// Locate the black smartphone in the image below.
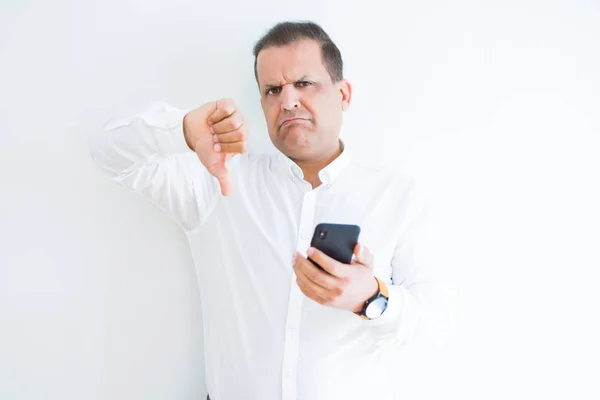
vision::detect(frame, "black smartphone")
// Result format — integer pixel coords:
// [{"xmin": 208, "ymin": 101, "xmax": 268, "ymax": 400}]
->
[{"xmin": 308, "ymin": 223, "xmax": 361, "ymax": 270}]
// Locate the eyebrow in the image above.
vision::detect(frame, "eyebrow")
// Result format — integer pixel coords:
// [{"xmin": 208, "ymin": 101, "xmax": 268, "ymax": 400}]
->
[{"xmin": 263, "ymin": 76, "xmax": 310, "ymax": 90}]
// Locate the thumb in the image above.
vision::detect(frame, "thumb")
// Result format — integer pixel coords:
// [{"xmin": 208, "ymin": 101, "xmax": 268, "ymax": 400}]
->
[
  {"xmin": 217, "ymin": 172, "xmax": 232, "ymax": 196},
  {"xmin": 352, "ymin": 243, "xmax": 373, "ymax": 267},
  {"xmin": 208, "ymin": 155, "xmax": 232, "ymax": 196}
]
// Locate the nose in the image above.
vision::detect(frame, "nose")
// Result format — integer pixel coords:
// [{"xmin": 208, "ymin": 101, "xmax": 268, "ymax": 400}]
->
[{"xmin": 280, "ymin": 84, "xmax": 300, "ymax": 111}]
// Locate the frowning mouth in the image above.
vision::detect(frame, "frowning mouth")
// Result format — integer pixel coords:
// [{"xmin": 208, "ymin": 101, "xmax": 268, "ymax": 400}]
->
[{"xmin": 280, "ymin": 118, "xmax": 308, "ymax": 127}]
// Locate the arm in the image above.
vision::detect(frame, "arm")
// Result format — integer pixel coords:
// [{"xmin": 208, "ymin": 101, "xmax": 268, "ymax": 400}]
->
[
  {"xmin": 89, "ymin": 101, "xmax": 220, "ymax": 233},
  {"xmin": 366, "ymin": 179, "xmax": 453, "ymax": 349},
  {"xmin": 292, "ymin": 179, "xmax": 453, "ymax": 348}
]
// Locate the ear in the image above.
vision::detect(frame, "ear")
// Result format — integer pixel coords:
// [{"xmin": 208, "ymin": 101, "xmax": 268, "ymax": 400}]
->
[{"xmin": 339, "ymin": 79, "xmax": 352, "ymax": 112}]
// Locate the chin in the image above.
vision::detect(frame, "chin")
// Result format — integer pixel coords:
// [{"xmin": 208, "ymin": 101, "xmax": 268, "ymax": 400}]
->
[{"xmin": 273, "ymin": 139, "xmax": 304, "ymax": 159}]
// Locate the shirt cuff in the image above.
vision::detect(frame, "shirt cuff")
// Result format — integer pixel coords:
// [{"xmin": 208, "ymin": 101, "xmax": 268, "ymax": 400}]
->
[
  {"xmin": 141, "ymin": 103, "xmax": 193, "ymax": 155},
  {"xmin": 164, "ymin": 114, "xmax": 194, "ymax": 154},
  {"xmin": 364, "ymin": 283, "xmax": 402, "ymax": 328}
]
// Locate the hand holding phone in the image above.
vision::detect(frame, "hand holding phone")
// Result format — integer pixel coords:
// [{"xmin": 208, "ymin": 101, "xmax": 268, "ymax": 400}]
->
[{"xmin": 295, "ymin": 223, "xmax": 380, "ymax": 315}]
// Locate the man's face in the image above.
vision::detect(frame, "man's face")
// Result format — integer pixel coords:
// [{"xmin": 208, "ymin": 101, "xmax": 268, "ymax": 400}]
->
[{"xmin": 256, "ymin": 39, "xmax": 351, "ymax": 161}]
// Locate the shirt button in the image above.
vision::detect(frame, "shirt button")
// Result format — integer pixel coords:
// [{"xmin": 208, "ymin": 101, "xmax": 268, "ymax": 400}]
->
[
  {"xmin": 285, "ymin": 372, "xmax": 293, "ymax": 378},
  {"xmin": 300, "ymin": 234, "xmax": 309, "ymax": 240}
]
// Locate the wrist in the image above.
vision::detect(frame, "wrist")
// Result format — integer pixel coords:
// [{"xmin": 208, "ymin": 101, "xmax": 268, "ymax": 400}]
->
[
  {"xmin": 352, "ymin": 276, "xmax": 379, "ymax": 313},
  {"xmin": 182, "ymin": 113, "xmax": 195, "ymax": 151}
]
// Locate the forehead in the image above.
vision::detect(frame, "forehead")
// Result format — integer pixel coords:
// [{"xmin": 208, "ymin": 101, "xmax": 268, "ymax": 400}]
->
[{"xmin": 256, "ymin": 39, "xmax": 329, "ymax": 86}]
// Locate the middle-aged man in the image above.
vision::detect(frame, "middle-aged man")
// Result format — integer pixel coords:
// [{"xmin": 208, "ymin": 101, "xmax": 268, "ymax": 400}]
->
[{"xmin": 91, "ymin": 20, "xmax": 449, "ymax": 400}]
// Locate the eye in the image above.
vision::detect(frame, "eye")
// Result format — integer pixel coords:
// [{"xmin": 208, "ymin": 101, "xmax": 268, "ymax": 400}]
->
[
  {"xmin": 296, "ymin": 81, "xmax": 312, "ymax": 88},
  {"xmin": 266, "ymin": 87, "xmax": 281, "ymax": 95}
]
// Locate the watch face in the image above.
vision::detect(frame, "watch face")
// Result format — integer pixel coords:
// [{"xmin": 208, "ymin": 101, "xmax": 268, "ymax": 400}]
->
[{"xmin": 365, "ymin": 297, "xmax": 388, "ymax": 319}]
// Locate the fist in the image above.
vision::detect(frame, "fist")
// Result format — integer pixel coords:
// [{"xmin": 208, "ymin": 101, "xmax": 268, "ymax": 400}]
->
[
  {"xmin": 183, "ymin": 99, "xmax": 249, "ymax": 196},
  {"xmin": 293, "ymin": 243, "xmax": 378, "ymax": 313}
]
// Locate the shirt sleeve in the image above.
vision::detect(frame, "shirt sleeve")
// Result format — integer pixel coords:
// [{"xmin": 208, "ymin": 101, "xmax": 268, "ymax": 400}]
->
[
  {"xmin": 89, "ymin": 101, "xmax": 220, "ymax": 233},
  {"xmin": 365, "ymin": 178, "xmax": 454, "ymax": 350}
]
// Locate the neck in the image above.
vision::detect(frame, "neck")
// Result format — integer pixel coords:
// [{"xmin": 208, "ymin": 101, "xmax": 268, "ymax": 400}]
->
[{"xmin": 294, "ymin": 141, "xmax": 343, "ymax": 189}]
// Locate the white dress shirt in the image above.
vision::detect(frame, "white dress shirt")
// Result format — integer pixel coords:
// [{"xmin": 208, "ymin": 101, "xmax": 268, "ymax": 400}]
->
[{"xmin": 90, "ymin": 101, "xmax": 446, "ymax": 400}]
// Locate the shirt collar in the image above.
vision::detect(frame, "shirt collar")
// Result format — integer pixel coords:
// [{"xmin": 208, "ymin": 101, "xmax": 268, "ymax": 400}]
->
[{"xmin": 275, "ymin": 139, "xmax": 351, "ymax": 186}]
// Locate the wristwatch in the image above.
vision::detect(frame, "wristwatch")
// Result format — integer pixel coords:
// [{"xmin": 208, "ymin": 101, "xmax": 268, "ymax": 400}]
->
[{"xmin": 355, "ymin": 277, "xmax": 389, "ymax": 320}]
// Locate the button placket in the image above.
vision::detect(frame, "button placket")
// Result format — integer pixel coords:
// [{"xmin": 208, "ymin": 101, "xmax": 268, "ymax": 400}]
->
[{"xmin": 281, "ymin": 189, "xmax": 317, "ymax": 400}]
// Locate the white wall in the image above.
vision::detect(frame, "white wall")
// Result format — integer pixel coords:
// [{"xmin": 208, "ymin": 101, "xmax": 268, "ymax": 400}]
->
[{"xmin": 1, "ymin": 1, "xmax": 599, "ymax": 399}]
